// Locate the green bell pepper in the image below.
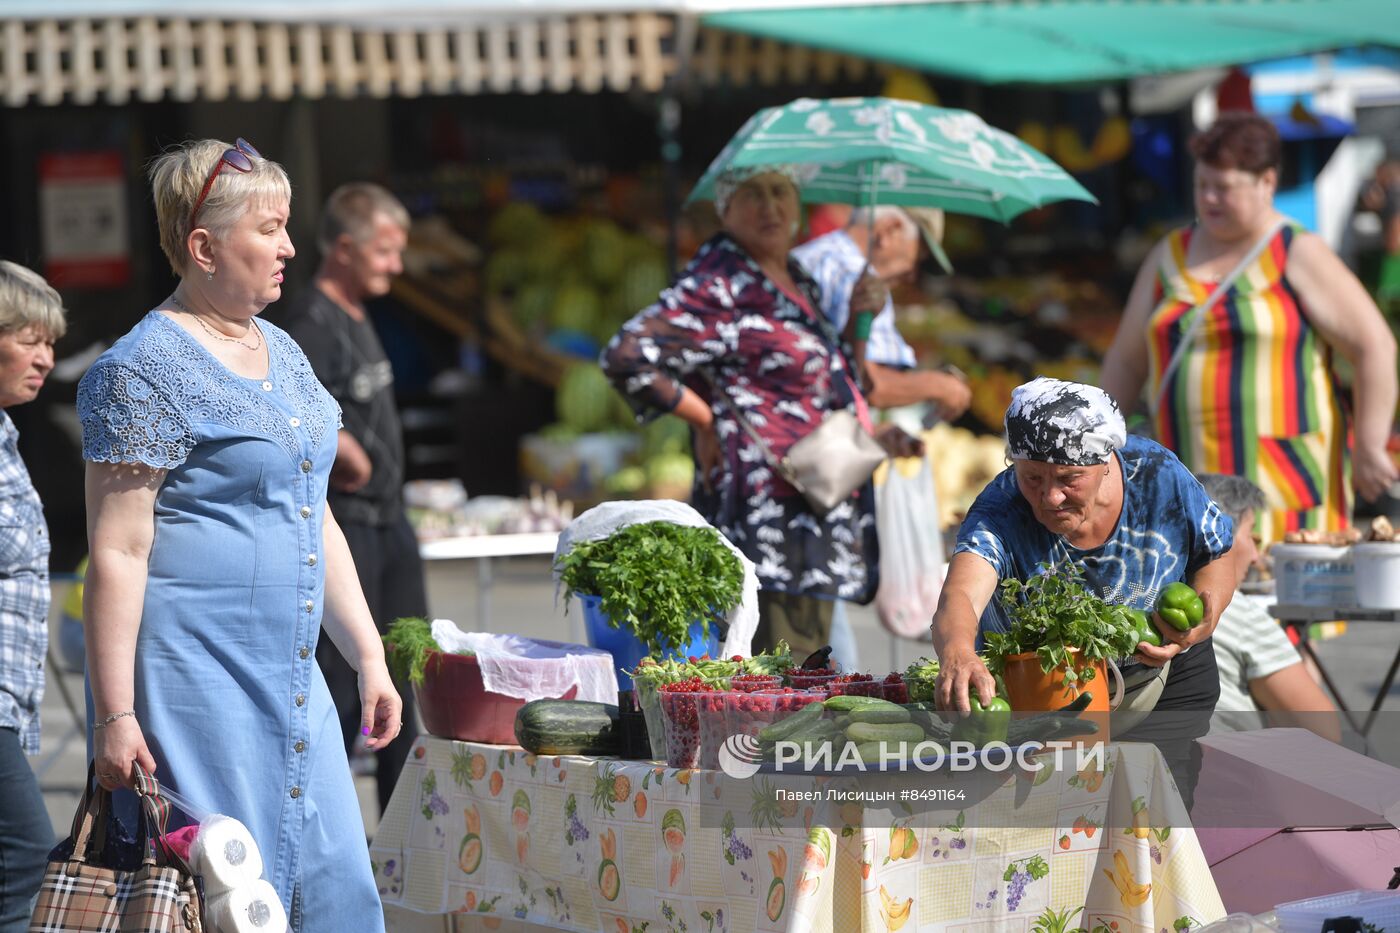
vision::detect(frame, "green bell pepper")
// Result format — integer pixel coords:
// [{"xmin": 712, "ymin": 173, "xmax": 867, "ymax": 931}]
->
[
  {"xmin": 1156, "ymin": 582, "xmax": 1204, "ymax": 632},
  {"xmin": 1125, "ymin": 608, "xmax": 1163, "ymax": 648},
  {"xmin": 952, "ymin": 694, "xmax": 1012, "ymax": 747}
]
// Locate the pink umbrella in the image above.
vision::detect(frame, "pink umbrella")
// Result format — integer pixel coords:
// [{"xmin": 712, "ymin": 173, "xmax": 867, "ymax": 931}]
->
[{"xmin": 1193, "ymin": 728, "xmax": 1400, "ymax": 915}]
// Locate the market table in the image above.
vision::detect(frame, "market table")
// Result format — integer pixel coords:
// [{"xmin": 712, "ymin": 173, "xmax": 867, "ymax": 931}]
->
[
  {"xmin": 1267, "ymin": 604, "xmax": 1400, "ymax": 736},
  {"xmin": 372, "ymin": 735, "xmax": 1226, "ymax": 932},
  {"xmin": 419, "ymin": 532, "xmax": 561, "ymax": 631}
]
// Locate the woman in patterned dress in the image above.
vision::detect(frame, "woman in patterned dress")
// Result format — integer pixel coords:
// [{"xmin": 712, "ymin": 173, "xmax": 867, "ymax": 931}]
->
[
  {"xmin": 1102, "ymin": 113, "xmax": 1397, "ymax": 543},
  {"xmin": 601, "ymin": 166, "xmax": 919, "ymax": 657},
  {"xmin": 78, "ymin": 139, "xmax": 396, "ymax": 930}
]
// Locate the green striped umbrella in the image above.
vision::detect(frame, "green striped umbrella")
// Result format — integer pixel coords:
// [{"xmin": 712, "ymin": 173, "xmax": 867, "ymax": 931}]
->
[{"xmin": 688, "ymin": 97, "xmax": 1096, "ymax": 223}]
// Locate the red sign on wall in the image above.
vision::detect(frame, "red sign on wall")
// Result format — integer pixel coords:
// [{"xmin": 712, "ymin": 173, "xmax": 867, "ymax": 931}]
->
[{"xmin": 39, "ymin": 151, "xmax": 131, "ymax": 289}]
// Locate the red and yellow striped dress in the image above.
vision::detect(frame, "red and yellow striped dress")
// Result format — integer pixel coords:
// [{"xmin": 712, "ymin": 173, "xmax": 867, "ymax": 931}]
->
[{"xmin": 1148, "ymin": 223, "xmax": 1351, "ymax": 543}]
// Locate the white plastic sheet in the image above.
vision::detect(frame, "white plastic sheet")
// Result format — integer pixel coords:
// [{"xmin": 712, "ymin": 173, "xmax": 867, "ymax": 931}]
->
[
  {"xmin": 552, "ymin": 500, "xmax": 759, "ymax": 658},
  {"xmin": 874, "ymin": 455, "xmax": 945, "ymax": 639},
  {"xmin": 430, "ymin": 621, "xmax": 619, "ymax": 704}
]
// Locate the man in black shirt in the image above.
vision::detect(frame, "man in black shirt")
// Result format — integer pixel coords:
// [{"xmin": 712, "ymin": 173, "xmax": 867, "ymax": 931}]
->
[{"xmin": 275, "ymin": 183, "xmax": 425, "ymax": 816}]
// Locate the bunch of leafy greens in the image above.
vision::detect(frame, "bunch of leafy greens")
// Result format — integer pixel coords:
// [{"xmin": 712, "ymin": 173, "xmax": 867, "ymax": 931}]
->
[
  {"xmin": 556, "ymin": 521, "xmax": 745, "ymax": 656},
  {"xmin": 903, "ymin": 656, "xmax": 941, "ymax": 702},
  {"xmin": 382, "ymin": 616, "xmax": 446, "ymax": 685},
  {"xmin": 983, "ymin": 564, "xmax": 1141, "ymax": 688}
]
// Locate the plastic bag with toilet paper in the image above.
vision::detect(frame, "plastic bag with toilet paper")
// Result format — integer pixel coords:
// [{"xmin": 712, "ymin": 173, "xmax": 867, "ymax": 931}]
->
[
  {"xmin": 159, "ymin": 785, "xmax": 288, "ymax": 933},
  {"xmin": 429, "ymin": 621, "xmax": 619, "ymax": 703}
]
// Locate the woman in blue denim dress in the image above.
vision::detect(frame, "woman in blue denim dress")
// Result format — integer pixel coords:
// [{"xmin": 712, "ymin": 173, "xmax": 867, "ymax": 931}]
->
[{"xmin": 77, "ymin": 139, "xmax": 399, "ymax": 931}]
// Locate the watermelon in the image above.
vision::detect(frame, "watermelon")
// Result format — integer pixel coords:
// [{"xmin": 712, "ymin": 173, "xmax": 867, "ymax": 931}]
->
[
  {"xmin": 597, "ymin": 859, "xmax": 621, "ymax": 901},
  {"xmin": 617, "ymin": 259, "xmax": 670, "ymax": 318},
  {"xmin": 556, "ymin": 364, "xmax": 615, "ymax": 434},
  {"xmin": 484, "ymin": 249, "xmax": 529, "ymax": 296},
  {"xmin": 488, "ymin": 203, "xmax": 550, "ymax": 248},
  {"xmin": 603, "ymin": 466, "xmax": 647, "ymax": 497},
  {"xmin": 645, "ymin": 453, "xmax": 694, "ymax": 494},
  {"xmin": 643, "ymin": 416, "xmax": 690, "ymax": 460},
  {"xmin": 766, "ymin": 878, "xmax": 786, "ymax": 922},
  {"xmin": 512, "ymin": 283, "xmax": 555, "ymax": 331},
  {"xmin": 661, "ymin": 808, "xmax": 686, "ymax": 854},
  {"xmin": 458, "ymin": 834, "xmax": 482, "ymax": 875},
  {"xmin": 550, "ymin": 284, "xmax": 602, "ymax": 335},
  {"xmin": 581, "ymin": 221, "xmax": 628, "ymax": 286}
]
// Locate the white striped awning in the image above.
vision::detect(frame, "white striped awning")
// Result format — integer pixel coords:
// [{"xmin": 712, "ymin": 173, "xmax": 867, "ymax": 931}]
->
[{"xmin": 0, "ymin": 13, "xmax": 676, "ymax": 106}]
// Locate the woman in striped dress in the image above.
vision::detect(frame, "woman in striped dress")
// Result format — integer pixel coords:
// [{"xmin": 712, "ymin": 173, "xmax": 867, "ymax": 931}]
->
[{"xmin": 1102, "ymin": 113, "xmax": 1397, "ymax": 543}]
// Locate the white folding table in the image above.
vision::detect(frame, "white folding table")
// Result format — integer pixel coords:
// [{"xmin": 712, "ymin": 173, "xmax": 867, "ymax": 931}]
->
[{"xmin": 418, "ymin": 531, "xmax": 560, "ymax": 630}]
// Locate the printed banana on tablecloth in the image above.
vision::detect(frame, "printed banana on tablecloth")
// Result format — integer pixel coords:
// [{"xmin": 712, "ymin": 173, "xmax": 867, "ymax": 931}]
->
[{"xmin": 371, "ymin": 738, "xmax": 1225, "ymax": 932}]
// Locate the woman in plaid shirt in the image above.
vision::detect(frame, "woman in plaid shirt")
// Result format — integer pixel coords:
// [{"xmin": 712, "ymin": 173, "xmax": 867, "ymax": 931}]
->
[{"xmin": 0, "ymin": 261, "xmax": 64, "ymax": 933}]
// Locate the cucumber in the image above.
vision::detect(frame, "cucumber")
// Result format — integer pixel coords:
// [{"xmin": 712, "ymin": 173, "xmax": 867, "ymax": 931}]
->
[
  {"xmin": 845, "ymin": 722, "xmax": 925, "ymax": 745},
  {"xmin": 823, "ymin": 695, "xmax": 900, "ymax": 712},
  {"xmin": 832, "ymin": 714, "xmax": 852, "ymax": 731},
  {"xmin": 848, "ymin": 707, "xmax": 912, "ymax": 725},
  {"xmin": 757, "ymin": 702, "xmax": 824, "ymax": 743},
  {"xmin": 853, "ymin": 740, "xmax": 915, "ymax": 763}
]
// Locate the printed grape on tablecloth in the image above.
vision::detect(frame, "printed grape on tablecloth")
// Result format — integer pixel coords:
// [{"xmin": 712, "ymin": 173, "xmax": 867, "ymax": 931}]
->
[{"xmin": 371, "ymin": 738, "xmax": 1225, "ymax": 932}]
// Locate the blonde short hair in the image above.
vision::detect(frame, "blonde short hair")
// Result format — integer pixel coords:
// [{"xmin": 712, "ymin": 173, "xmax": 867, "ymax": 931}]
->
[
  {"xmin": 148, "ymin": 138, "xmax": 292, "ymax": 277},
  {"xmin": 0, "ymin": 260, "xmax": 66, "ymax": 340},
  {"xmin": 317, "ymin": 183, "xmax": 410, "ymax": 255}
]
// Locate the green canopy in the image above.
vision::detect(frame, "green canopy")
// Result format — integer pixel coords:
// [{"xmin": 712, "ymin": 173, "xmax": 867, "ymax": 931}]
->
[
  {"xmin": 703, "ymin": 0, "xmax": 1400, "ymax": 85},
  {"xmin": 689, "ymin": 97, "xmax": 1096, "ymax": 222}
]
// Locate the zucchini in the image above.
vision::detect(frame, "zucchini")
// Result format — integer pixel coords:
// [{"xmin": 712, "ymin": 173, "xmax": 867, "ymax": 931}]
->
[{"xmin": 514, "ymin": 699, "xmax": 621, "ymax": 756}]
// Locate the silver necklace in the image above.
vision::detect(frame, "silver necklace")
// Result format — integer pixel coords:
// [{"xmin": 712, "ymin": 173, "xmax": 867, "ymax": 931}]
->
[{"xmin": 169, "ymin": 294, "xmax": 262, "ymax": 351}]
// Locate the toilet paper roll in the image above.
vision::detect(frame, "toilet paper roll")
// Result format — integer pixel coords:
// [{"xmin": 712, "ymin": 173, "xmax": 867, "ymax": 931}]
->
[
  {"xmin": 190, "ymin": 816, "xmax": 264, "ymax": 894},
  {"xmin": 207, "ymin": 880, "xmax": 287, "ymax": 933}
]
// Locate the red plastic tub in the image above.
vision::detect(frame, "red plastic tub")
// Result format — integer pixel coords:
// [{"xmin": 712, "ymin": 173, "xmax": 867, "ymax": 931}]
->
[{"xmin": 414, "ymin": 650, "xmax": 578, "ymax": 745}]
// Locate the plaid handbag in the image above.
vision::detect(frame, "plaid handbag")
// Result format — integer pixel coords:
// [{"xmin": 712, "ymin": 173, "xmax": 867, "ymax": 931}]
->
[{"xmin": 30, "ymin": 762, "xmax": 204, "ymax": 933}]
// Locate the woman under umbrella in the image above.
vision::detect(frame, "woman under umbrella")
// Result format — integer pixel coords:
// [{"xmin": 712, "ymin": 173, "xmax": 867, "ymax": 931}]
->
[{"xmin": 602, "ymin": 166, "xmax": 918, "ymax": 657}]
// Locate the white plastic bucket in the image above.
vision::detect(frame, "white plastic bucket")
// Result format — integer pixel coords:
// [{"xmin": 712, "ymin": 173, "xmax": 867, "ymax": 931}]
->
[
  {"xmin": 1270, "ymin": 543, "xmax": 1354, "ymax": 607},
  {"xmin": 1352, "ymin": 541, "xmax": 1400, "ymax": 608}
]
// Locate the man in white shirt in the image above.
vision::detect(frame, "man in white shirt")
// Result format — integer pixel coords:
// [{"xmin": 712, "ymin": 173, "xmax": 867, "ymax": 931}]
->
[
  {"xmin": 1196, "ymin": 473, "xmax": 1340, "ymax": 743},
  {"xmin": 792, "ymin": 206, "xmax": 971, "ymax": 416}
]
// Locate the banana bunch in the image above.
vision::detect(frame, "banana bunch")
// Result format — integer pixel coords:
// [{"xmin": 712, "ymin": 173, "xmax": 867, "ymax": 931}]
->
[
  {"xmin": 878, "ymin": 885, "xmax": 913, "ymax": 931},
  {"xmin": 1102, "ymin": 850, "xmax": 1151, "ymax": 908}
]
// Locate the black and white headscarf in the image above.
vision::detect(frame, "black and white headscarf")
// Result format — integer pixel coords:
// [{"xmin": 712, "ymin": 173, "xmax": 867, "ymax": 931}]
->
[{"xmin": 1004, "ymin": 377, "xmax": 1127, "ymax": 466}]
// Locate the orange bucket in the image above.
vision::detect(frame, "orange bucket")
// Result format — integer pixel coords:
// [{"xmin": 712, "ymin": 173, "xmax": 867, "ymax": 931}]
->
[{"xmin": 1001, "ymin": 649, "xmax": 1120, "ymax": 743}]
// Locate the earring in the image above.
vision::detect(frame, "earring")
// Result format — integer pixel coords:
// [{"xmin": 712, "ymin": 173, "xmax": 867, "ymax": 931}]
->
[{"xmin": 207, "ymin": 269, "xmax": 215, "ymax": 281}]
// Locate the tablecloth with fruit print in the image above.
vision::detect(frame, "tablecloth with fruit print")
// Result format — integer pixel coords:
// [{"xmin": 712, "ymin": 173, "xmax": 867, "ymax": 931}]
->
[{"xmin": 371, "ymin": 737, "xmax": 1225, "ymax": 933}]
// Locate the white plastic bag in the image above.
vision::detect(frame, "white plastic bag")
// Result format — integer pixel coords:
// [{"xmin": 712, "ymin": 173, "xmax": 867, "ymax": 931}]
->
[
  {"xmin": 429, "ymin": 621, "xmax": 619, "ymax": 703},
  {"xmin": 874, "ymin": 454, "xmax": 945, "ymax": 639}
]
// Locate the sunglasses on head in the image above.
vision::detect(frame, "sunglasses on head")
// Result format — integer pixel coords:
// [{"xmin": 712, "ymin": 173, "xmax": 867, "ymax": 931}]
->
[{"xmin": 189, "ymin": 137, "xmax": 261, "ymax": 229}]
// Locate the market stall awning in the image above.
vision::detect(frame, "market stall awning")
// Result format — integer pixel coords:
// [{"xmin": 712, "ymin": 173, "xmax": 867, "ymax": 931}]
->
[
  {"xmin": 0, "ymin": 12, "xmax": 676, "ymax": 105},
  {"xmin": 703, "ymin": 0, "xmax": 1400, "ymax": 85}
]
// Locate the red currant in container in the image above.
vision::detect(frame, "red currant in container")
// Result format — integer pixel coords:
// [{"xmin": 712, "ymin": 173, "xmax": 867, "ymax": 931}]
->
[
  {"xmin": 829, "ymin": 673, "xmax": 881, "ymax": 698},
  {"xmin": 659, "ymin": 679, "xmax": 716, "ymax": 769},
  {"xmin": 881, "ymin": 673, "xmax": 910, "ymax": 704},
  {"xmin": 783, "ymin": 667, "xmax": 840, "ymax": 691}
]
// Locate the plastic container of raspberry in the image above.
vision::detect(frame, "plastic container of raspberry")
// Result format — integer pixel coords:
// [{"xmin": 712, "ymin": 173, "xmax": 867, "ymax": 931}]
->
[
  {"xmin": 829, "ymin": 675, "xmax": 881, "ymax": 698},
  {"xmin": 783, "ymin": 668, "xmax": 841, "ymax": 691},
  {"xmin": 725, "ymin": 688, "xmax": 824, "ymax": 740},
  {"xmin": 696, "ymin": 692, "xmax": 732, "ymax": 769},
  {"xmin": 659, "ymin": 687, "xmax": 712, "ymax": 769}
]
